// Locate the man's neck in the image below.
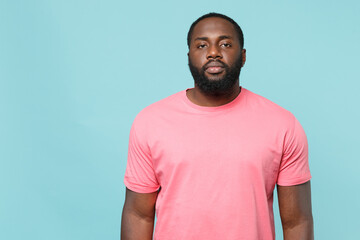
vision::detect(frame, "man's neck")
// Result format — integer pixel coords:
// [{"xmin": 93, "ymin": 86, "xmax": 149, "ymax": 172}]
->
[{"xmin": 186, "ymin": 83, "xmax": 241, "ymax": 107}]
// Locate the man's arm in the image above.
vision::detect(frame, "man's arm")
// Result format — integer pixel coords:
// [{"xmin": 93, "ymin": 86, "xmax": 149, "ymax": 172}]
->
[
  {"xmin": 121, "ymin": 187, "xmax": 159, "ymax": 240},
  {"xmin": 277, "ymin": 180, "xmax": 314, "ymax": 240}
]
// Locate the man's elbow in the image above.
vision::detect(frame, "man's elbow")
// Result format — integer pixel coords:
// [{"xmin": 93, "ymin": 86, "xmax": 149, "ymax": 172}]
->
[
  {"xmin": 282, "ymin": 214, "xmax": 313, "ymax": 230},
  {"xmin": 282, "ymin": 215, "xmax": 314, "ymax": 240}
]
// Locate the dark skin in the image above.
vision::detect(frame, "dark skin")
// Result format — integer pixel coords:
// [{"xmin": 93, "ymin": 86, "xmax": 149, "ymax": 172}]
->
[
  {"xmin": 121, "ymin": 17, "xmax": 313, "ymax": 240},
  {"xmin": 278, "ymin": 181, "xmax": 314, "ymax": 240},
  {"xmin": 186, "ymin": 17, "xmax": 246, "ymax": 106},
  {"xmin": 121, "ymin": 188, "xmax": 158, "ymax": 240}
]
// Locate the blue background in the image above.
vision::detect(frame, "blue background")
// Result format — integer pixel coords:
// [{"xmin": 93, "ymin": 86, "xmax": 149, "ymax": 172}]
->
[{"xmin": 1, "ymin": 0, "xmax": 359, "ymax": 239}]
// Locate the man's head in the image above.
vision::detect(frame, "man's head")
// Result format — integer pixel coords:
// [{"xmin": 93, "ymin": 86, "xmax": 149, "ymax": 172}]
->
[
  {"xmin": 187, "ymin": 13, "xmax": 244, "ymax": 50},
  {"xmin": 187, "ymin": 13, "xmax": 246, "ymax": 95}
]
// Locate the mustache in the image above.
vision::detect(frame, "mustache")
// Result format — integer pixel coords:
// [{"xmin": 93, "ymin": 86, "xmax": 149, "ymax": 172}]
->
[{"xmin": 202, "ymin": 60, "xmax": 228, "ymax": 70}]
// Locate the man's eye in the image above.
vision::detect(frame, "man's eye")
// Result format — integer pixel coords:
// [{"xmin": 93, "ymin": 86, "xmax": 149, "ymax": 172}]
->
[
  {"xmin": 197, "ymin": 44, "xmax": 206, "ymax": 49},
  {"xmin": 221, "ymin": 43, "xmax": 231, "ymax": 47}
]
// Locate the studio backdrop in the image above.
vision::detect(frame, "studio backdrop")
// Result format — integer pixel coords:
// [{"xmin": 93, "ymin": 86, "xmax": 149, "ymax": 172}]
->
[{"xmin": 1, "ymin": 0, "xmax": 359, "ymax": 239}]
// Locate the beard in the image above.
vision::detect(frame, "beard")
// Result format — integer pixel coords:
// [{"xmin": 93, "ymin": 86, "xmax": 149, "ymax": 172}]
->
[{"xmin": 188, "ymin": 54, "xmax": 243, "ymax": 95}]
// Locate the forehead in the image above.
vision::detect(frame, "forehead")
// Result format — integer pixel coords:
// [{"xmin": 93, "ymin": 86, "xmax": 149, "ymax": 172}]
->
[{"xmin": 192, "ymin": 17, "xmax": 237, "ymax": 39}]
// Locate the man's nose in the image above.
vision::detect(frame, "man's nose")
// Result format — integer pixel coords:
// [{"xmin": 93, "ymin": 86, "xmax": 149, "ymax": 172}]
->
[{"xmin": 206, "ymin": 45, "xmax": 222, "ymax": 59}]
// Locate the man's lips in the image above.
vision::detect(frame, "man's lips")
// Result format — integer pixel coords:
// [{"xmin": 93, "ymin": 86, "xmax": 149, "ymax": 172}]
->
[
  {"xmin": 204, "ymin": 61, "xmax": 225, "ymax": 74},
  {"xmin": 206, "ymin": 66, "xmax": 224, "ymax": 74}
]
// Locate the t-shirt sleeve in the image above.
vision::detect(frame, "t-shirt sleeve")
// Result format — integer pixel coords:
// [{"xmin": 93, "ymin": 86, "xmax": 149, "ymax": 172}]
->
[
  {"xmin": 277, "ymin": 115, "xmax": 312, "ymax": 186},
  {"xmin": 123, "ymin": 118, "xmax": 160, "ymax": 193}
]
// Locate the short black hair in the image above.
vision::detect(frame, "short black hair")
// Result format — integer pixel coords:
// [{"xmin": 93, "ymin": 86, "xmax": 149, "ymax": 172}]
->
[{"xmin": 187, "ymin": 12, "xmax": 244, "ymax": 49}]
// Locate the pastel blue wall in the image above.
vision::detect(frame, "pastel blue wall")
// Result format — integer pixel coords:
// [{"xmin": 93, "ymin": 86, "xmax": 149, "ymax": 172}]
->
[{"xmin": 1, "ymin": 0, "xmax": 359, "ymax": 239}]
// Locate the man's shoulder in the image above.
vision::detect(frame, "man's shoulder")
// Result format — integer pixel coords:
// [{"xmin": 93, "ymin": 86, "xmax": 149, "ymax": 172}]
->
[
  {"xmin": 142, "ymin": 90, "xmax": 184, "ymax": 113},
  {"xmin": 244, "ymin": 87, "xmax": 295, "ymax": 121},
  {"xmin": 132, "ymin": 89, "xmax": 185, "ymax": 126}
]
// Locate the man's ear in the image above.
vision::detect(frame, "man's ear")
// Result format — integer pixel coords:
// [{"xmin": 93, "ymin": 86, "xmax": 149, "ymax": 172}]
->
[{"xmin": 241, "ymin": 49, "xmax": 246, "ymax": 67}]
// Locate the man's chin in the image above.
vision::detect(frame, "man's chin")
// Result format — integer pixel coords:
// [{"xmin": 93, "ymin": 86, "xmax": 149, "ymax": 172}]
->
[
  {"xmin": 206, "ymin": 77, "xmax": 225, "ymax": 82},
  {"xmin": 204, "ymin": 72, "xmax": 226, "ymax": 82}
]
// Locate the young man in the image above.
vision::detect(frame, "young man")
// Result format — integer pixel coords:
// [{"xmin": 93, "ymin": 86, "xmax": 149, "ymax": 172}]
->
[{"xmin": 121, "ymin": 12, "xmax": 313, "ymax": 240}]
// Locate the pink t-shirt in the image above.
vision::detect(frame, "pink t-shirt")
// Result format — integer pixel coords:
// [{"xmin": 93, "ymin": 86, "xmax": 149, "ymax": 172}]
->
[{"xmin": 124, "ymin": 87, "xmax": 311, "ymax": 240}]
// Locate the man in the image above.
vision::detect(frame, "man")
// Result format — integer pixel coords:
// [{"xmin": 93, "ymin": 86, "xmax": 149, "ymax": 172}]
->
[{"xmin": 121, "ymin": 12, "xmax": 313, "ymax": 240}]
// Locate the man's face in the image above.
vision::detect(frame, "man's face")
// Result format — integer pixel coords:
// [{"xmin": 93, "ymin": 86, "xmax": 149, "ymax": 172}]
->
[{"xmin": 188, "ymin": 17, "xmax": 246, "ymax": 95}]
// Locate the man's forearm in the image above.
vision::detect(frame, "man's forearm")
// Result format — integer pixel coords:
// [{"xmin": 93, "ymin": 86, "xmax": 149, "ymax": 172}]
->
[
  {"xmin": 121, "ymin": 209, "xmax": 155, "ymax": 240},
  {"xmin": 283, "ymin": 217, "xmax": 314, "ymax": 240}
]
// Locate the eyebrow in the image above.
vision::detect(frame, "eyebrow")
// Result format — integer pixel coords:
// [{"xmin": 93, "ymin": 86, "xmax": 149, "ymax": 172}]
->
[{"xmin": 194, "ymin": 35, "xmax": 233, "ymax": 41}]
